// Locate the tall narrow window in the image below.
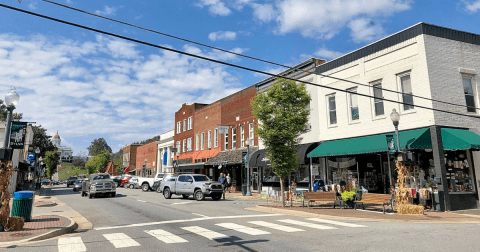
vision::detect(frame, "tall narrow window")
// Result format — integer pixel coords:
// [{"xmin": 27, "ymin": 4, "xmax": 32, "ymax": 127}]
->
[
  {"xmin": 463, "ymin": 76, "xmax": 476, "ymax": 113},
  {"xmin": 224, "ymin": 131, "xmax": 229, "ymax": 150},
  {"xmin": 188, "ymin": 117, "xmax": 192, "ymax": 130},
  {"xmin": 176, "ymin": 141, "xmax": 181, "ymax": 153},
  {"xmin": 195, "ymin": 134, "xmax": 199, "ymax": 151},
  {"xmin": 208, "ymin": 130, "xmax": 212, "ymax": 149},
  {"xmin": 177, "ymin": 121, "xmax": 181, "ymax": 134},
  {"xmin": 183, "ymin": 119, "xmax": 186, "ymax": 132},
  {"xmin": 182, "ymin": 139, "xmax": 186, "ymax": 153},
  {"xmin": 400, "ymin": 74, "xmax": 414, "ymax": 111},
  {"xmin": 240, "ymin": 125, "xmax": 245, "ymax": 147},
  {"xmin": 248, "ymin": 123, "xmax": 254, "ymax": 146},
  {"xmin": 187, "ymin": 138, "xmax": 192, "ymax": 151},
  {"xmin": 373, "ymin": 83, "xmax": 384, "ymax": 116},
  {"xmin": 214, "ymin": 128, "xmax": 218, "ymax": 147},
  {"xmin": 201, "ymin": 132, "xmax": 205, "ymax": 150},
  {"xmin": 348, "ymin": 88, "xmax": 359, "ymax": 121},
  {"xmin": 232, "ymin": 127, "xmax": 237, "ymax": 149},
  {"xmin": 327, "ymin": 94, "xmax": 337, "ymax": 125}
]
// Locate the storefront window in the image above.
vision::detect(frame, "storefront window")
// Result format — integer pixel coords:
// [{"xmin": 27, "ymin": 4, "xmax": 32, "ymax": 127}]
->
[
  {"xmin": 263, "ymin": 167, "xmax": 280, "ymax": 182},
  {"xmin": 445, "ymin": 150, "xmax": 476, "ymax": 193}
]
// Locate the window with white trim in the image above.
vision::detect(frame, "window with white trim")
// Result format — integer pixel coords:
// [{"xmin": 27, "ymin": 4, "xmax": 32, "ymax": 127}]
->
[
  {"xmin": 348, "ymin": 87, "xmax": 359, "ymax": 121},
  {"xmin": 208, "ymin": 130, "xmax": 212, "ymax": 149},
  {"xmin": 463, "ymin": 76, "xmax": 477, "ymax": 113},
  {"xmin": 176, "ymin": 141, "xmax": 181, "ymax": 153},
  {"xmin": 372, "ymin": 83, "xmax": 384, "ymax": 116},
  {"xmin": 240, "ymin": 125, "xmax": 245, "ymax": 147},
  {"xmin": 176, "ymin": 121, "xmax": 181, "ymax": 134},
  {"xmin": 187, "ymin": 116, "xmax": 192, "ymax": 130},
  {"xmin": 327, "ymin": 94, "xmax": 337, "ymax": 125},
  {"xmin": 201, "ymin": 132, "xmax": 205, "ymax": 150},
  {"xmin": 400, "ymin": 73, "xmax": 414, "ymax": 111},
  {"xmin": 214, "ymin": 128, "xmax": 218, "ymax": 148},
  {"xmin": 195, "ymin": 134, "xmax": 199, "ymax": 151},
  {"xmin": 182, "ymin": 139, "xmax": 186, "ymax": 153},
  {"xmin": 248, "ymin": 123, "xmax": 254, "ymax": 146},
  {"xmin": 183, "ymin": 119, "xmax": 186, "ymax": 132},
  {"xmin": 232, "ymin": 127, "xmax": 237, "ymax": 149},
  {"xmin": 224, "ymin": 131, "xmax": 229, "ymax": 150},
  {"xmin": 187, "ymin": 138, "xmax": 192, "ymax": 151}
]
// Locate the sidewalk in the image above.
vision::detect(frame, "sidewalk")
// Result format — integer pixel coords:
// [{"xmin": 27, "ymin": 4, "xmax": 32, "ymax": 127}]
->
[
  {"xmin": 227, "ymin": 192, "xmax": 480, "ymax": 223},
  {"xmin": 0, "ymin": 187, "xmax": 85, "ymax": 247}
]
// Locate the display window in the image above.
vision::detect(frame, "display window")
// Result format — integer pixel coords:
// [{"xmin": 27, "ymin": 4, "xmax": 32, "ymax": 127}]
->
[{"xmin": 445, "ymin": 150, "xmax": 476, "ymax": 193}]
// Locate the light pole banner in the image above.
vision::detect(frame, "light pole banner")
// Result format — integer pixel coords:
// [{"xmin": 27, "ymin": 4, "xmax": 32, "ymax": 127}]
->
[
  {"xmin": 10, "ymin": 121, "xmax": 28, "ymax": 149},
  {"xmin": 386, "ymin": 134, "xmax": 396, "ymax": 154}
]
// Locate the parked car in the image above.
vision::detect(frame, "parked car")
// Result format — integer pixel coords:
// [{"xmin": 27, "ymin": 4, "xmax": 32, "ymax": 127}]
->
[
  {"xmin": 41, "ymin": 179, "xmax": 51, "ymax": 185},
  {"xmin": 112, "ymin": 176, "xmax": 122, "ymax": 187},
  {"xmin": 52, "ymin": 180, "xmax": 60, "ymax": 185},
  {"xmin": 81, "ymin": 173, "xmax": 116, "ymax": 199},
  {"xmin": 121, "ymin": 175, "xmax": 132, "ymax": 187},
  {"xmin": 138, "ymin": 173, "xmax": 172, "ymax": 192},
  {"xmin": 152, "ymin": 180, "xmax": 162, "ymax": 193},
  {"xmin": 67, "ymin": 176, "xmax": 78, "ymax": 187},
  {"xmin": 73, "ymin": 179, "xmax": 83, "ymax": 192},
  {"xmin": 160, "ymin": 174, "xmax": 222, "ymax": 201},
  {"xmin": 124, "ymin": 177, "xmax": 140, "ymax": 189}
]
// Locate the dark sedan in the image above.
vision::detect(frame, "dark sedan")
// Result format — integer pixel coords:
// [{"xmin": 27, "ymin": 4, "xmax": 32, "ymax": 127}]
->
[{"xmin": 152, "ymin": 180, "xmax": 162, "ymax": 193}]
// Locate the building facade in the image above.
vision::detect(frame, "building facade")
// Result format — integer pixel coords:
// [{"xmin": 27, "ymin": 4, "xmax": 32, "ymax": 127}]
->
[
  {"xmin": 157, "ymin": 129, "xmax": 175, "ymax": 174},
  {"xmin": 135, "ymin": 141, "xmax": 158, "ymax": 177},
  {"xmin": 52, "ymin": 131, "xmax": 73, "ymax": 162},
  {"xmin": 123, "ymin": 144, "xmax": 141, "ymax": 175}
]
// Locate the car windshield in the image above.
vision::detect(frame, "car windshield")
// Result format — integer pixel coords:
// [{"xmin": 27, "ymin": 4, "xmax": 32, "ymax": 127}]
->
[
  {"xmin": 193, "ymin": 175, "xmax": 210, "ymax": 182},
  {"xmin": 75, "ymin": 180, "xmax": 82, "ymax": 184},
  {"xmin": 93, "ymin": 174, "xmax": 110, "ymax": 180},
  {"xmin": 68, "ymin": 176, "xmax": 78, "ymax": 180}
]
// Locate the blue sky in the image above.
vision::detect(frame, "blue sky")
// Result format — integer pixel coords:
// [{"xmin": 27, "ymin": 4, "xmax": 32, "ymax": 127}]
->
[{"xmin": 0, "ymin": 0, "xmax": 479, "ymax": 155}]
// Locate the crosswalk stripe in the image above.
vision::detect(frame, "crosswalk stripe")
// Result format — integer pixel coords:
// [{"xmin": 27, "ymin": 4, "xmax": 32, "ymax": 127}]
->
[
  {"xmin": 145, "ymin": 229, "xmax": 188, "ymax": 243},
  {"xmin": 306, "ymin": 218, "xmax": 367, "ymax": 228},
  {"xmin": 103, "ymin": 233, "xmax": 141, "ymax": 248},
  {"xmin": 58, "ymin": 237, "xmax": 86, "ymax": 252},
  {"xmin": 181, "ymin": 226, "xmax": 229, "ymax": 240},
  {"xmin": 248, "ymin": 221, "xmax": 304, "ymax": 232},
  {"xmin": 216, "ymin": 223, "xmax": 270, "ymax": 235},
  {"xmin": 277, "ymin": 219, "xmax": 337, "ymax": 230}
]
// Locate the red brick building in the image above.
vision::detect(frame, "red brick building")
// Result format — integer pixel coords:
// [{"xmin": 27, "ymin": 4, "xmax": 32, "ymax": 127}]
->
[
  {"xmin": 105, "ymin": 161, "xmax": 119, "ymax": 176},
  {"xmin": 123, "ymin": 144, "xmax": 141, "ymax": 174},
  {"xmin": 135, "ymin": 141, "xmax": 158, "ymax": 177}
]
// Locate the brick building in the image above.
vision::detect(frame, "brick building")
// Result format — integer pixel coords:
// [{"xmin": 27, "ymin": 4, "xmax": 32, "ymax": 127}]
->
[
  {"xmin": 123, "ymin": 144, "xmax": 141, "ymax": 175},
  {"xmin": 135, "ymin": 141, "xmax": 158, "ymax": 177},
  {"xmin": 105, "ymin": 161, "xmax": 118, "ymax": 176}
]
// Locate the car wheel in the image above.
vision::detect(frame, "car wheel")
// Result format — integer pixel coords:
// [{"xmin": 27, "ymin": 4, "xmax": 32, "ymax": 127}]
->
[
  {"xmin": 212, "ymin": 195, "xmax": 221, "ymax": 201},
  {"xmin": 112, "ymin": 192, "xmax": 116, "ymax": 197},
  {"xmin": 182, "ymin": 195, "xmax": 189, "ymax": 199},
  {"xmin": 142, "ymin": 183, "xmax": 150, "ymax": 192},
  {"xmin": 116, "ymin": 182, "xmax": 120, "ymax": 188},
  {"xmin": 163, "ymin": 188, "xmax": 172, "ymax": 199},
  {"xmin": 73, "ymin": 188, "xmax": 76, "ymax": 192},
  {"xmin": 67, "ymin": 184, "xmax": 69, "ymax": 188},
  {"xmin": 195, "ymin": 190, "xmax": 205, "ymax": 201},
  {"xmin": 89, "ymin": 193, "xmax": 93, "ymax": 199},
  {"xmin": 129, "ymin": 184, "xmax": 134, "ymax": 189},
  {"xmin": 156, "ymin": 187, "xmax": 162, "ymax": 193}
]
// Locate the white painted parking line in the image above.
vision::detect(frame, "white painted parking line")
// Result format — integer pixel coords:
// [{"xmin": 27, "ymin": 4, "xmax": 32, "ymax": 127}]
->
[
  {"xmin": 172, "ymin": 202, "xmax": 191, "ymax": 205},
  {"xmin": 58, "ymin": 237, "xmax": 86, "ymax": 252},
  {"xmin": 137, "ymin": 200, "xmax": 147, "ymax": 203},
  {"xmin": 182, "ymin": 226, "xmax": 228, "ymax": 240},
  {"xmin": 248, "ymin": 221, "xmax": 304, "ymax": 232},
  {"xmin": 216, "ymin": 223, "xmax": 270, "ymax": 235},
  {"xmin": 306, "ymin": 218, "xmax": 367, "ymax": 228},
  {"xmin": 95, "ymin": 214, "xmax": 282, "ymax": 231},
  {"xmin": 103, "ymin": 233, "xmax": 141, "ymax": 248},
  {"xmin": 277, "ymin": 219, "xmax": 337, "ymax": 230},
  {"xmin": 146, "ymin": 229, "xmax": 188, "ymax": 244}
]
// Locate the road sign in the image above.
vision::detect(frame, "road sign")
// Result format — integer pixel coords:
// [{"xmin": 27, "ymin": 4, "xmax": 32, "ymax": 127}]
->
[
  {"xmin": 218, "ymin": 126, "xmax": 229, "ymax": 134},
  {"xmin": 27, "ymin": 153, "xmax": 35, "ymax": 162}
]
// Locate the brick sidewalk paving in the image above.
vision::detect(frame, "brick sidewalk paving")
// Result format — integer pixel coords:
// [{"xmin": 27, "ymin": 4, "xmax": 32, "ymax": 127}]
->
[{"xmin": 0, "ymin": 215, "xmax": 69, "ymax": 242}]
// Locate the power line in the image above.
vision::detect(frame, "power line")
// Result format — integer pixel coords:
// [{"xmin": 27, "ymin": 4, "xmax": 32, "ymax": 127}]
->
[
  {"xmin": 40, "ymin": 0, "xmax": 479, "ymax": 111},
  {"xmin": 0, "ymin": 3, "xmax": 478, "ymax": 120}
]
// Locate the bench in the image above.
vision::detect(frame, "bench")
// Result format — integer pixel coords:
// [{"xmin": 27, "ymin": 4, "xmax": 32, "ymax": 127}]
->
[
  {"xmin": 302, "ymin": 192, "xmax": 341, "ymax": 208},
  {"xmin": 354, "ymin": 193, "xmax": 393, "ymax": 214}
]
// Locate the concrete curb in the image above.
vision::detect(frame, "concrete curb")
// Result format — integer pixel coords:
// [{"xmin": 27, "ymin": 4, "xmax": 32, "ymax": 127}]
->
[
  {"xmin": 0, "ymin": 216, "xmax": 77, "ymax": 247},
  {"xmin": 246, "ymin": 206, "xmax": 480, "ymax": 224}
]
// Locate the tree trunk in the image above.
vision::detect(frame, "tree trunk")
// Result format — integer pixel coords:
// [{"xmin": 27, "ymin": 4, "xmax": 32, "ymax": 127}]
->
[{"xmin": 280, "ymin": 176, "xmax": 285, "ymax": 208}]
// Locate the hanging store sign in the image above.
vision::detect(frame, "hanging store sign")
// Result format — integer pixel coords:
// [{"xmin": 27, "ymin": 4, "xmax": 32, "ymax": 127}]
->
[
  {"xmin": 10, "ymin": 121, "xmax": 28, "ymax": 149},
  {"xmin": 218, "ymin": 126, "xmax": 229, "ymax": 134},
  {"xmin": 242, "ymin": 152, "xmax": 248, "ymax": 164},
  {"xmin": 386, "ymin": 134, "xmax": 396, "ymax": 154}
]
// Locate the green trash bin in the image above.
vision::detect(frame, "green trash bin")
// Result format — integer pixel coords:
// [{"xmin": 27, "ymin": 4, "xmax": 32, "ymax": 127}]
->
[{"xmin": 11, "ymin": 191, "xmax": 34, "ymax": 222}]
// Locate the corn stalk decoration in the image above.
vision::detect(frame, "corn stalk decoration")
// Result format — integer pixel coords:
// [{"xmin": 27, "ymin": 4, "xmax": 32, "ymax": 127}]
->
[
  {"xmin": 395, "ymin": 161, "xmax": 424, "ymax": 215},
  {"xmin": 0, "ymin": 161, "xmax": 16, "ymax": 229}
]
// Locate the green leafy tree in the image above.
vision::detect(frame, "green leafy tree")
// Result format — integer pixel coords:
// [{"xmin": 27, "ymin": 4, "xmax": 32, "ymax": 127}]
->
[
  {"xmin": 72, "ymin": 159, "xmax": 86, "ymax": 169},
  {"xmin": 32, "ymin": 125, "xmax": 56, "ymax": 157},
  {"xmin": 44, "ymin": 150, "xmax": 60, "ymax": 179},
  {"xmin": 0, "ymin": 99, "xmax": 22, "ymax": 121},
  {"xmin": 251, "ymin": 78, "xmax": 311, "ymax": 207},
  {"xmin": 87, "ymin": 138, "xmax": 112, "ymax": 156},
  {"xmin": 72, "ymin": 167, "xmax": 80, "ymax": 176},
  {"xmin": 85, "ymin": 151, "xmax": 111, "ymax": 175}
]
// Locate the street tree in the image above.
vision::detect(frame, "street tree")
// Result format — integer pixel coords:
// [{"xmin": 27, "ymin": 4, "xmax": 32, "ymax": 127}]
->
[
  {"xmin": 85, "ymin": 151, "xmax": 110, "ymax": 175},
  {"xmin": 72, "ymin": 159, "xmax": 86, "ymax": 169},
  {"xmin": 0, "ymin": 99, "xmax": 22, "ymax": 121},
  {"xmin": 32, "ymin": 125, "xmax": 56, "ymax": 157},
  {"xmin": 44, "ymin": 150, "xmax": 60, "ymax": 179},
  {"xmin": 251, "ymin": 78, "xmax": 311, "ymax": 207},
  {"xmin": 87, "ymin": 138, "xmax": 112, "ymax": 156}
]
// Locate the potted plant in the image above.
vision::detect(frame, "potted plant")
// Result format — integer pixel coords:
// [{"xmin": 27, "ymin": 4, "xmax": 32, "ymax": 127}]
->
[{"xmin": 340, "ymin": 189, "xmax": 357, "ymax": 209}]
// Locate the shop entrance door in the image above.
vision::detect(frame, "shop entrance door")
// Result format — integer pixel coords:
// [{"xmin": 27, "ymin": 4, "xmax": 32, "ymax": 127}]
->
[{"xmin": 252, "ymin": 168, "xmax": 259, "ymax": 191}]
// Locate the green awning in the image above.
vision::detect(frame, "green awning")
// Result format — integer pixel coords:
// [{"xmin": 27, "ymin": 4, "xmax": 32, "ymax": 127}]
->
[
  {"xmin": 307, "ymin": 128, "xmax": 431, "ymax": 158},
  {"xmin": 441, "ymin": 128, "xmax": 480, "ymax": 150}
]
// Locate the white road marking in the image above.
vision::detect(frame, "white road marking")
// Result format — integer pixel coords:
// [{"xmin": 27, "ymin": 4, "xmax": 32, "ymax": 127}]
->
[
  {"xmin": 181, "ymin": 226, "xmax": 228, "ymax": 240},
  {"xmin": 355, "ymin": 209, "xmax": 396, "ymax": 215},
  {"xmin": 172, "ymin": 202, "xmax": 191, "ymax": 205},
  {"xmin": 278, "ymin": 219, "xmax": 337, "ymax": 230},
  {"xmin": 248, "ymin": 221, "xmax": 304, "ymax": 232},
  {"xmin": 103, "ymin": 233, "xmax": 141, "ymax": 248},
  {"xmin": 58, "ymin": 237, "xmax": 86, "ymax": 252},
  {"xmin": 145, "ymin": 229, "xmax": 188, "ymax": 244},
  {"xmin": 216, "ymin": 223, "xmax": 270, "ymax": 235},
  {"xmin": 306, "ymin": 218, "xmax": 366, "ymax": 228},
  {"xmin": 137, "ymin": 200, "xmax": 147, "ymax": 203},
  {"xmin": 192, "ymin": 213, "xmax": 208, "ymax": 218},
  {"xmin": 95, "ymin": 214, "xmax": 282, "ymax": 231}
]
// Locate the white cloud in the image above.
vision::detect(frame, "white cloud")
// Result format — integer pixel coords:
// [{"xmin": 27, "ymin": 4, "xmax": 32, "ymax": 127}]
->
[
  {"xmin": 348, "ymin": 18, "xmax": 386, "ymax": 43},
  {"xmin": 196, "ymin": 0, "xmax": 232, "ymax": 16},
  {"xmin": 313, "ymin": 47, "xmax": 344, "ymax": 60},
  {"xmin": 208, "ymin": 31, "xmax": 237, "ymax": 41},
  {"xmin": 0, "ymin": 34, "xmax": 244, "ymax": 154},
  {"xmin": 463, "ymin": 0, "xmax": 480, "ymax": 13},
  {"xmin": 95, "ymin": 6, "xmax": 117, "ymax": 16},
  {"xmin": 251, "ymin": 3, "xmax": 275, "ymax": 22}
]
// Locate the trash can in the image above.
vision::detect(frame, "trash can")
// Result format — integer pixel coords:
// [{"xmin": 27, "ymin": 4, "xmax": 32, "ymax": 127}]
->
[
  {"xmin": 11, "ymin": 191, "xmax": 34, "ymax": 222},
  {"xmin": 242, "ymin": 185, "xmax": 247, "ymax": 196},
  {"xmin": 313, "ymin": 181, "xmax": 319, "ymax": 192}
]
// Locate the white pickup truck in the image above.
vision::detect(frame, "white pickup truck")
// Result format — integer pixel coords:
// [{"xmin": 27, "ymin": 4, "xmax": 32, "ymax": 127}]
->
[
  {"xmin": 137, "ymin": 173, "xmax": 172, "ymax": 192},
  {"xmin": 160, "ymin": 174, "xmax": 224, "ymax": 201}
]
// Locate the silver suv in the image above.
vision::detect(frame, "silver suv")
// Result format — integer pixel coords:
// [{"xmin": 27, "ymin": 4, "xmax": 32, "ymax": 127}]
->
[{"xmin": 160, "ymin": 174, "xmax": 223, "ymax": 201}]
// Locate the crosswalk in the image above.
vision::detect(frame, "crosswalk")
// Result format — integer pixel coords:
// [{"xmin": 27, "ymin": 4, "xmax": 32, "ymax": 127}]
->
[{"xmin": 58, "ymin": 218, "xmax": 367, "ymax": 251}]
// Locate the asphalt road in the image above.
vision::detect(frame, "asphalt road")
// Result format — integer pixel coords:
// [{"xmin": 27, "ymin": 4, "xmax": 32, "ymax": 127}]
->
[{"xmin": 4, "ymin": 185, "xmax": 480, "ymax": 252}]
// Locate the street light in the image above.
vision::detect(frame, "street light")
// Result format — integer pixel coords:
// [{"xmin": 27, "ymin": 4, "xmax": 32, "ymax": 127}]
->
[
  {"xmin": 3, "ymin": 87, "xmax": 20, "ymax": 149},
  {"xmin": 245, "ymin": 138, "xmax": 252, "ymax": 196},
  {"xmin": 390, "ymin": 108, "xmax": 401, "ymax": 153}
]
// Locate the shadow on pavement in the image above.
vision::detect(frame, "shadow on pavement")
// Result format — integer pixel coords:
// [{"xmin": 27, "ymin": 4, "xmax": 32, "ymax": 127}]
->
[{"xmin": 215, "ymin": 236, "xmax": 268, "ymax": 252}]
